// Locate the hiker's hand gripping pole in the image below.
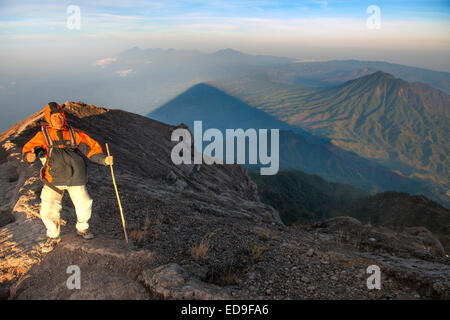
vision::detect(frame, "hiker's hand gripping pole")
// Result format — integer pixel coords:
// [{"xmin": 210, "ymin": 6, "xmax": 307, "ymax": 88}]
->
[{"xmin": 106, "ymin": 143, "xmax": 128, "ymax": 243}]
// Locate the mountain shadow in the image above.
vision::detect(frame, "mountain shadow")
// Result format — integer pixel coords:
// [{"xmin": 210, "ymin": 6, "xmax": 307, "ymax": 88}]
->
[{"xmin": 148, "ymin": 83, "xmax": 448, "ymax": 208}]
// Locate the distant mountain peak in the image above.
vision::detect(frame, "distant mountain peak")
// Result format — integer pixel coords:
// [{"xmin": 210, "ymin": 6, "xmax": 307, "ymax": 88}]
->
[
  {"xmin": 337, "ymin": 70, "xmax": 450, "ymax": 117},
  {"xmin": 213, "ymin": 48, "xmax": 243, "ymax": 56},
  {"xmin": 357, "ymin": 70, "xmax": 396, "ymax": 82},
  {"xmin": 372, "ymin": 70, "xmax": 395, "ymax": 78},
  {"xmin": 343, "ymin": 70, "xmax": 403, "ymax": 89},
  {"xmin": 125, "ymin": 46, "xmax": 141, "ymax": 52}
]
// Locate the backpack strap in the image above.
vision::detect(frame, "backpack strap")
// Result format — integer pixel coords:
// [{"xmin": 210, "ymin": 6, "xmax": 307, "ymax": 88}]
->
[
  {"xmin": 41, "ymin": 125, "xmax": 78, "ymax": 151},
  {"xmin": 68, "ymin": 126, "xmax": 77, "ymax": 149},
  {"xmin": 41, "ymin": 125, "xmax": 53, "ymax": 156},
  {"xmin": 41, "ymin": 173, "xmax": 64, "ymax": 196}
]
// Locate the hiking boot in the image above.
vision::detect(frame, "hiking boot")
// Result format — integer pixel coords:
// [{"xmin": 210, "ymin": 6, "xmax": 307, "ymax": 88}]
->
[
  {"xmin": 42, "ymin": 237, "xmax": 61, "ymax": 253},
  {"xmin": 77, "ymin": 229, "xmax": 94, "ymax": 240}
]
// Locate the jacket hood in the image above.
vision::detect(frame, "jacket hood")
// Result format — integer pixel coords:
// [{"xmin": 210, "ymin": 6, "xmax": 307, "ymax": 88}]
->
[{"xmin": 44, "ymin": 102, "xmax": 67, "ymax": 127}]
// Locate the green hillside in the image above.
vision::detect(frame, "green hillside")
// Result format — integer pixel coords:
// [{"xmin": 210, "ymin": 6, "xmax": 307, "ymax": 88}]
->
[
  {"xmin": 214, "ymin": 72, "xmax": 450, "ymax": 188},
  {"xmin": 248, "ymin": 170, "xmax": 368, "ymax": 224},
  {"xmin": 250, "ymin": 170, "xmax": 450, "ymax": 251}
]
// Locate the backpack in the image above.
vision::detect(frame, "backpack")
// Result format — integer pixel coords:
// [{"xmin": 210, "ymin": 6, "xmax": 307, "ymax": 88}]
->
[{"xmin": 39, "ymin": 125, "xmax": 78, "ymax": 195}]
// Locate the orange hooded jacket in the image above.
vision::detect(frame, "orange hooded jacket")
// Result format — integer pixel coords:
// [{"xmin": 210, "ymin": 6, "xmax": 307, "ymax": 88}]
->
[{"xmin": 22, "ymin": 102, "xmax": 107, "ymax": 186}]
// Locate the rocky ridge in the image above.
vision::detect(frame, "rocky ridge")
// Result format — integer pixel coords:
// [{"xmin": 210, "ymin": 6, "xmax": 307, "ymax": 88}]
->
[{"xmin": 0, "ymin": 101, "xmax": 448, "ymax": 300}]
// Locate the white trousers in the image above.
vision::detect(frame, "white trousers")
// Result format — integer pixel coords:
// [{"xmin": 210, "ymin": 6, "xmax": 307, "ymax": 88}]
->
[{"xmin": 40, "ymin": 185, "xmax": 93, "ymax": 238}]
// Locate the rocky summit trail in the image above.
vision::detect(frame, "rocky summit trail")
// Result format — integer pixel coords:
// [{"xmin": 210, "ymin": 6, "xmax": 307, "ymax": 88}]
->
[{"xmin": 0, "ymin": 101, "xmax": 448, "ymax": 300}]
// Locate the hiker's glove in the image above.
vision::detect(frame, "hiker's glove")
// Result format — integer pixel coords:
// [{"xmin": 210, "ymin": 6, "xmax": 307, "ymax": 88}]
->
[
  {"xmin": 105, "ymin": 155, "xmax": 114, "ymax": 166},
  {"xmin": 26, "ymin": 152, "xmax": 36, "ymax": 163}
]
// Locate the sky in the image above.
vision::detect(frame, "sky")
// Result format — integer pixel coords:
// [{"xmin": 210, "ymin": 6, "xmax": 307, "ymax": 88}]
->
[{"xmin": 0, "ymin": 0, "xmax": 449, "ymax": 73}]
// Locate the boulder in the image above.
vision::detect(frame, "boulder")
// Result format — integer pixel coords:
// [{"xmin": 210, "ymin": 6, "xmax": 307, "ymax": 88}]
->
[
  {"xmin": 317, "ymin": 216, "xmax": 362, "ymax": 232},
  {"xmin": 140, "ymin": 263, "xmax": 231, "ymax": 300},
  {"xmin": 401, "ymin": 227, "xmax": 445, "ymax": 257}
]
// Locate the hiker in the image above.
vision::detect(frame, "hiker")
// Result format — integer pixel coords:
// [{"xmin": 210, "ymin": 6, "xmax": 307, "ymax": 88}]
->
[{"xmin": 22, "ymin": 102, "xmax": 113, "ymax": 253}]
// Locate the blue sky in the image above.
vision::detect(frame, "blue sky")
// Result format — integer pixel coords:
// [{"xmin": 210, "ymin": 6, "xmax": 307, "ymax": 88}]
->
[
  {"xmin": 1, "ymin": 0, "xmax": 449, "ymax": 21},
  {"xmin": 0, "ymin": 0, "xmax": 449, "ymax": 72}
]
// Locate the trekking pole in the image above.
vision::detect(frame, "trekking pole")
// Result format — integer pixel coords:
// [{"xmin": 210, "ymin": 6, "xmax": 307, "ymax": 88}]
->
[{"xmin": 106, "ymin": 143, "xmax": 128, "ymax": 243}]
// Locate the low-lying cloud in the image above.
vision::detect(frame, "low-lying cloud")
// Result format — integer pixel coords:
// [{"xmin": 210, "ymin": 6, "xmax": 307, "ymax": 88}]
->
[{"xmin": 94, "ymin": 57, "xmax": 117, "ymax": 68}]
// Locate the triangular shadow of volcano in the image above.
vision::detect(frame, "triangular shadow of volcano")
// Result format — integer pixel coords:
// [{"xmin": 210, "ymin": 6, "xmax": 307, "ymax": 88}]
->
[{"xmin": 148, "ymin": 83, "xmax": 448, "ymax": 208}]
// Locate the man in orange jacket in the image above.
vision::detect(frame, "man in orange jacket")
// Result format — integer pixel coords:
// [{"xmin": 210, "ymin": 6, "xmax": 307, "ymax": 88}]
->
[{"xmin": 22, "ymin": 102, "xmax": 113, "ymax": 253}]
